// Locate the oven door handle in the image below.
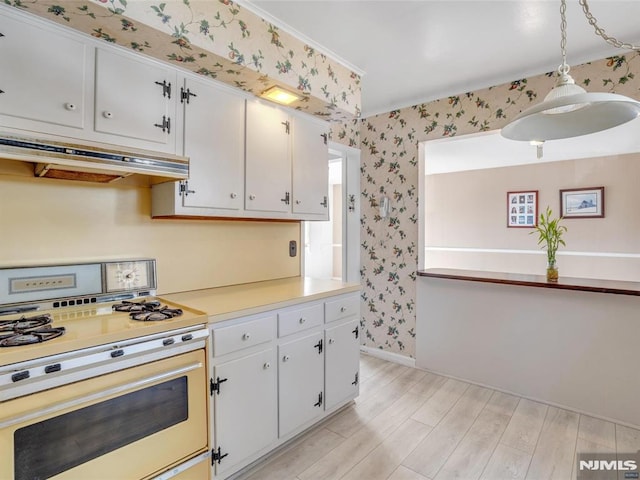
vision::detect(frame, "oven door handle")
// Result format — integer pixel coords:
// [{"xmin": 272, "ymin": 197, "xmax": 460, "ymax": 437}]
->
[{"xmin": 0, "ymin": 362, "xmax": 203, "ymax": 429}]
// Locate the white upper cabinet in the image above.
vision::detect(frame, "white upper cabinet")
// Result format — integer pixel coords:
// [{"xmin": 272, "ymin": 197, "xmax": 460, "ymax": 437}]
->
[
  {"xmin": 245, "ymin": 100, "xmax": 292, "ymax": 213},
  {"xmin": 180, "ymin": 76, "xmax": 245, "ymax": 211},
  {"xmin": 94, "ymin": 48, "xmax": 177, "ymax": 152},
  {"xmin": 292, "ymin": 117, "xmax": 329, "ymax": 216},
  {"xmin": 0, "ymin": 11, "xmax": 88, "ymax": 134}
]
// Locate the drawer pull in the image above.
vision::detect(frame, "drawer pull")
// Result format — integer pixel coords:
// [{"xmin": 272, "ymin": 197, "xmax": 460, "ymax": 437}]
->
[
  {"xmin": 299, "ymin": 317, "xmax": 306, "ymax": 324},
  {"xmin": 282, "ymin": 355, "xmax": 290, "ymax": 362},
  {"xmin": 328, "ymin": 338, "xmax": 335, "ymax": 344},
  {"xmin": 340, "ymin": 306, "xmax": 346, "ymax": 313},
  {"xmin": 263, "ymin": 362, "xmax": 271, "ymax": 369},
  {"xmin": 242, "ymin": 333, "xmax": 250, "ymax": 341},
  {"xmin": 64, "ymin": 102, "xmax": 76, "ymax": 111}
]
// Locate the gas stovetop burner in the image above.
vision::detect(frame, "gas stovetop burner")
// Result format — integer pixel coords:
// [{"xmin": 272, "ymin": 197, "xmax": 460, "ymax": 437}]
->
[
  {"xmin": 129, "ymin": 307, "xmax": 183, "ymax": 322},
  {"xmin": 112, "ymin": 300, "xmax": 162, "ymax": 313},
  {"xmin": 112, "ymin": 300, "xmax": 183, "ymax": 322},
  {"xmin": 0, "ymin": 314, "xmax": 66, "ymax": 347}
]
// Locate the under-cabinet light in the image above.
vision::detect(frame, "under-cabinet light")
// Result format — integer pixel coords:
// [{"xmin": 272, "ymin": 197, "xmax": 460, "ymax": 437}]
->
[{"xmin": 260, "ymin": 85, "xmax": 302, "ymax": 105}]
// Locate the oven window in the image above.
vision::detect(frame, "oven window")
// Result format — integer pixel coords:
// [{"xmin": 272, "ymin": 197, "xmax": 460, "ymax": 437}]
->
[{"xmin": 14, "ymin": 376, "xmax": 188, "ymax": 480}]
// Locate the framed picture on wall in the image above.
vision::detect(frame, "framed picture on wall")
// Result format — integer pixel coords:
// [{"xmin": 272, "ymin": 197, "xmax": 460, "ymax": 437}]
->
[
  {"xmin": 560, "ymin": 186, "xmax": 605, "ymax": 219},
  {"xmin": 507, "ymin": 190, "xmax": 537, "ymax": 228}
]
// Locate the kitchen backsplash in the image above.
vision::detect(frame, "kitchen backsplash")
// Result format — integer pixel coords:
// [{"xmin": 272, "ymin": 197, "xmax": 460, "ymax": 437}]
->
[{"xmin": 0, "ymin": 164, "xmax": 300, "ymax": 294}]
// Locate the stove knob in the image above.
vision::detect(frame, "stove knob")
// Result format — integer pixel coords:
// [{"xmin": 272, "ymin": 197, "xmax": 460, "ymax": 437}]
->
[
  {"xmin": 11, "ymin": 370, "xmax": 30, "ymax": 382},
  {"xmin": 45, "ymin": 364, "xmax": 62, "ymax": 374}
]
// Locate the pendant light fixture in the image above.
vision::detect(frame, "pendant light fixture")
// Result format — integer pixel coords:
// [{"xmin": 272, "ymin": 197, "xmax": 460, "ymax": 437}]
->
[{"xmin": 501, "ymin": 0, "xmax": 640, "ymax": 143}]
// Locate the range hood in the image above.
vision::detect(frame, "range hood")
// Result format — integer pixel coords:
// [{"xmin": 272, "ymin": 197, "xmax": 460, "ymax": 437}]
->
[{"xmin": 0, "ymin": 133, "xmax": 189, "ymax": 183}]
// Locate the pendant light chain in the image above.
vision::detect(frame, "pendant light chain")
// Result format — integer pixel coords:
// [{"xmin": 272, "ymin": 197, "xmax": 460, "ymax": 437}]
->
[
  {"xmin": 559, "ymin": 0, "xmax": 569, "ymax": 74},
  {"xmin": 579, "ymin": 0, "xmax": 640, "ymax": 51}
]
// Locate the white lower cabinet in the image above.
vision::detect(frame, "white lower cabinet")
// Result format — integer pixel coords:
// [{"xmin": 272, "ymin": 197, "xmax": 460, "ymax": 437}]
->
[
  {"xmin": 325, "ymin": 319, "xmax": 360, "ymax": 410},
  {"xmin": 211, "ymin": 347, "xmax": 277, "ymax": 478},
  {"xmin": 209, "ymin": 291, "xmax": 360, "ymax": 479},
  {"xmin": 278, "ymin": 332, "xmax": 324, "ymax": 437}
]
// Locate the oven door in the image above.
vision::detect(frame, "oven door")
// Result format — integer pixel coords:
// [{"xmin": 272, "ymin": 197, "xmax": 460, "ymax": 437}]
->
[{"xmin": 0, "ymin": 350, "xmax": 208, "ymax": 480}]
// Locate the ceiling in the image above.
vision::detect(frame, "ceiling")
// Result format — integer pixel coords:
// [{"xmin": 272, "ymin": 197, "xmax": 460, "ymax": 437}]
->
[{"xmin": 241, "ymin": 0, "xmax": 640, "ymax": 118}]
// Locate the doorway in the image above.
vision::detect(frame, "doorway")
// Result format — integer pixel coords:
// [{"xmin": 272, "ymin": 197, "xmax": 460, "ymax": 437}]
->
[{"xmin": 303, "ymin": 142, "xmax": 360, "ymax": 283}]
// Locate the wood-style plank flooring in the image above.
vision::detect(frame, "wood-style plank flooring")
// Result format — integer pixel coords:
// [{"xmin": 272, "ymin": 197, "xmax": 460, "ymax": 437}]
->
[{"xmin": 241, "ymin": 354, "xmax": 640, "ymax": 480}]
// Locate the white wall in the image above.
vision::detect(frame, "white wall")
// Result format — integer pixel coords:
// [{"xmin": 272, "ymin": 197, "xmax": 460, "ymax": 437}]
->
[
  {"xmin": 423, "ymin": 153, "xmax": 640, "ymax": 281},
  {"xmin": 417, "ymin": 276, "xmax": 640, "ymax": 428}
]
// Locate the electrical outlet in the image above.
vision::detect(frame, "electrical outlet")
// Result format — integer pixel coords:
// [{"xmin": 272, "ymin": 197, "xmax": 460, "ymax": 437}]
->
[{"xmin": 289, "ymin": 240, "xmax": 297, "ymax": 257}]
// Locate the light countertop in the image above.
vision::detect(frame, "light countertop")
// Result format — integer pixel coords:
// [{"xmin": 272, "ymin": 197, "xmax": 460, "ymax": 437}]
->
[{"xmin": 163, "ymin": 276, "xmax": 361, "ymax": 324}]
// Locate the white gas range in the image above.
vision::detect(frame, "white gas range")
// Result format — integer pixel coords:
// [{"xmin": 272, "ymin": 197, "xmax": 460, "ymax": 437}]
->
[{"xmin": 0, "ymin": 259, "xmax": 210, "ymax": 480}]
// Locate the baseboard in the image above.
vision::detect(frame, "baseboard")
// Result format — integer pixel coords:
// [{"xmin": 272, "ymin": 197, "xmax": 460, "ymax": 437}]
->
[{"xmin": 360, "ymin": 346, "xmax": 416, "ymax": 368}]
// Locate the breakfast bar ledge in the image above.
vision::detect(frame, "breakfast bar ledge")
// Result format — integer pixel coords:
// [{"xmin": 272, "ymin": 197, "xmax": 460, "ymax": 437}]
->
[{"xmin": 416, "ymin": 268, "xmax": 640, "ymax": 429}]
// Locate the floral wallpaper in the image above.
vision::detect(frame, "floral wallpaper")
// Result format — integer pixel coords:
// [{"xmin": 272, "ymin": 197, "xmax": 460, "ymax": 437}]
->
[
  {"xmin": 357, "ymin": 53, "xmax": 640, "ymax": 359},
  {"xmin": 5, "ymin": 0, "xmax": 360, "ymax": 122}
]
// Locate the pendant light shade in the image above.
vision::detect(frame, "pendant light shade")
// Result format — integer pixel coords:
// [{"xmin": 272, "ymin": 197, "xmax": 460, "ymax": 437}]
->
[
  {"xmin": 501, "ymin": 91, "xmax": 640, "ymax": 141},
  {"xmin": 501, "ymin": 0, "xmax": 640, "ymax": 143}
]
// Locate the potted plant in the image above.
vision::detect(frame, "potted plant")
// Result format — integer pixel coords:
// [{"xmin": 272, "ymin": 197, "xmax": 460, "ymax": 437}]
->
[{"xmin": 531, "ymin": 206, "xmax": 567, "ymax": 282}]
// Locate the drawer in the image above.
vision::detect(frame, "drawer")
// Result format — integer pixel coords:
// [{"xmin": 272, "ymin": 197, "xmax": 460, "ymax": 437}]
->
[
  {"xmin": 278, "ymin": 303, "xmax": 323, "ymax": 337},
  {"xmin": 325, "ymin": 294, "xmax": 359, "ymax": 323},
  {"xmin": 212, "ymin": 315, "xmax": 276, "ymax": 356}
]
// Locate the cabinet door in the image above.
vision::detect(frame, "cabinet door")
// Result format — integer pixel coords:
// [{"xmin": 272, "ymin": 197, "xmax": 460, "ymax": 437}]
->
[
  {"xmin": 181, "ymin": 77, "xmax": 244, "ymax": 210},
  {"xmin": 0, "ymin": 12, "xmax": 86, "ymax": 131},
  {"xmin": 292, "ymin": 117, "xmax": 329, "ymax": 217},
  {"xmin": 212, "ymin": 348, "xmax": 277, "ymax": 477},
  {"xmin": 325, "ymin": 319, "xmax": 360, "ymax": 410},
  {"xmin": 245, "ymin": 101, "xmax": 291, "ymax": 213},
  {"xmin": 94, "ymin": 48, "xmax": 176, "ymax": 151},
  {"xmin": 278, "ymin": 332, "xmax": 324, "ymax": 437}
]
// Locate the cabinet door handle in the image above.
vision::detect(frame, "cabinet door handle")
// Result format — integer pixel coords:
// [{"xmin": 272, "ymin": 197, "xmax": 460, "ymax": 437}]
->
[
  {"xmin": 64, "ymin": 103, "xmax": 77, "ymax": 111},
  {"xmin": 299, "ymin": 317, "xmax": 305, "ymax": 324},
  {"xmin": 340, "ymin": 306, "xmax": 346, "ymax": 313},
  {"xmin": 230, "ymin": 193, "xmax": 237, "ymax": 199},
  {"xmin": 282, "ymin": 355, "xmax": 290, "ymax": 362},
  {"xmin": 281, "ymin": 192, "xmax": 290, "ymax": 205},
  {"xmin": 103, "ymin": 111, "xmax": 113, "ymax": 119},
  {"xmin": 281, "ymin": 120, "xmax": 290, "ymax": 134},
  {"xmin": 249, "ymin": 194, "xmax": 256, "ymax": 201},
  {"xmin": 314, "ymin": 391, "xmax": 323, "ymax": 407},
  {"xmin": 263, "ymin": 362, "xmax": 271, "ymax": 369},
  {"xmin": 320, "ymin": 196, "xmax": 328, "ymax": 208},
  {"xmin": 328, "ymin": 338, "xmax": 335, "ymax": 344},
  {"xmin": 313, "ymin": 339, "xmax": 323, "ymax": 354}
]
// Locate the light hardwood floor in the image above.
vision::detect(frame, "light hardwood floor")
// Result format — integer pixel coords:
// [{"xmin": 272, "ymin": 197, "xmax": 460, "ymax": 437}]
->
[{"xmin": 242, "ymin": 354, "xmax": 640, "ymax": 480}]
